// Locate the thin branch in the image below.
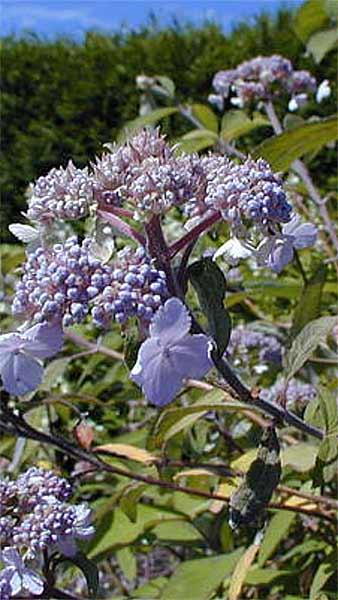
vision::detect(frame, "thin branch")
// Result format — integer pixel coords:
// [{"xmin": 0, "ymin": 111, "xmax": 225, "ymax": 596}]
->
[
  {"xmin": 0, "ymin": 408, "xmax": 334, "ymax": 522},
  {"xmin": 169, "ymin": 211, "xmax": 221, "ymax": 258},
  {"xmin": 98, "ymin": 209, "xmax": 146, "ymax": 246}
]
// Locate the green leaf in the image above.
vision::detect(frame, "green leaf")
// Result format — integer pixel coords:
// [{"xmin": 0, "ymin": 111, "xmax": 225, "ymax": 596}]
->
[
  {"xmin": 147, "ymin": 393, "xmax": 246, "ymax": 450},
  {"xmin": 67, "ymin": 552, "xmax": 99, "ymax": 598},
  {"xmin": 155, "ymin": 76, "xmax": 175, "ymax": 98},
  {"xmin": 253, "ymin": 116, "xmax": 338, "ymax": 171},
  {"xmin": 188, "ymin": 258, "xmax": 231, "ymax": 356},
  {"xmin": 294, "ymin": 0, "xmax": 329, "ymax": 42},
  {"xmin": 119, "ymin": 107, "xmax": 178, "ymax": 140},
  {"xmin": 133, "ymin": 577, "xmax": 168, "ymax": 599},
  {"xmin": 245, "ymin": 568, "xmax": 293, "ymax": 585},
  {"xmin": 160, "ymin": 549, "xmax": 243, "ymax": 600},
  {"xmin": 40, "ymin": 358, "xmax": 69, "ymax": 391},
  {"xmin": 188, "ymin": 103, "xmax": 219, "ymax": 133},
  {"xmin": 291, "ymin": 264, "xmax": 327, "ymax": 339},
  {"xmin": 307, "ymin": 28, "xmax": 338, "ymax": 63},
  {"xmin": 177, "ymin": 133, "xmax": 216, "ymax": 154},
  {"xmin": 282, "ymin": 443, "xmax": 318, "ymax": 472},
  {"xmin": 319, "ymin": 388, "xmax": 338, "ymax": 434},
  {"xmin": 310, "ymin": 551, "xmax": 336, "ymax": 599},
  {"xmin": 116, "ymin": 547, "xmax": 137, "ymax": 581},
  {"xmin": 258, "ymin": 511, "xmax": 296, "ymax": 566},
  {"xmin": 229, "ymin": 427, "xmax": 281, "ymax": 530},
  {"xmin": 229, "ymin": 542, "xmax": 260, "ymax": 600},
  {"xmin": 285, "ymin": 316, "xmax": 338, "ymax": 381},
  {"xmin": 119, "ymin": 482, "xmax": 148, "ymax": 522},
  {"xmin": 221, "ymin": 110, "xmax": 269, "ymax": 141}
]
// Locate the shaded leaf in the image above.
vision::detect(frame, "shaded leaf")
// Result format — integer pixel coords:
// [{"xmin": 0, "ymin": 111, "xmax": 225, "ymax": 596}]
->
[
  {"xmin": 188, "ymin": 258, "xmax": 231, "ymax": 356},
  {"xmin": 160, "ymin": 549, "xmax": 243, "ymax": 600},
  {"xmin": 285, "ymin": 316, "xmax": 338, "ymax": 381},
  {"xmin": 67, "ymin": 551, "xmax": 99, "ymax": 598},
  {"xmin": 119, "ymin": 482, "xmax": 147, "ymax": 523},
  {"xmin": 155, "ymin": 76, "xmax": 175, "ymax": 98},
  {"xmin": 310, "ymin": 551, "xmax": 336, "ymax": 599},
  {"xmin": 253, "ymin": 116, "xmax": 337, "ymax": 171},
  {"xmin": 258, "ymin": 511, "xmax": 296, "ymax": 566},
  {"xmin": 40, "ymin": 358, "xmax": 69, "ymax": 391},
  {"xmin": 291, "ymin": 264, "xmax": 327, "ymax": 338},
  {"xmin": 221, "ymin": 110, "xmax": 269, "ymax": 141}
]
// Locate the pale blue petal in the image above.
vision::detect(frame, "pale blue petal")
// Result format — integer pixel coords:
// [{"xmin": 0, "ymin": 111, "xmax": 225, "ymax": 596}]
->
[
  {"xmin": 0, "ymin": 333, "xmax": 24, "ymax": 356},
  {"xmin": 170, "ymin": 335, "xmax": 212, "ymax": 379},
  {"xmin": 1, "ymin": 548, "xmax": 23, "ymax": 569},
  {"xmin": 24, "ymin": 323, "xmax": 64, "ymax": 358},
  {"xmin": 1, "ymin": 352, "xmax": 43, "ymax": 395},
  {"xmin": 292, "ymin": 223, "xmax": 317, "ymax": 249},
  {"xmin": 132, "ymin": 348, "xmax": 183, "ymax": 406},
  {"xmin": 150, "ymin": 298, "xmax": 191, "ymax": 344},
  {"xmin": 268, "ymin": 240, "xmax": 294, "ymax": 273},
  {"xmin": 130, "ymin": 337, "xmax": 162, "ymax": 386},
  {"xmin": 7, "ymin": 569, "xmax": 22, "ymax": 596},
  {"xmin": 0, "ymin": 351, "xmax": 13, "ymax": 372},
  {"xmin": 22, "ymin": 569, "xmax": 44, "ymax": 595}
]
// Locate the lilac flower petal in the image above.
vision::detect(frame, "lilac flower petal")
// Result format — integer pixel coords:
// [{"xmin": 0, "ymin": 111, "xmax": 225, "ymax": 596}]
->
[
  {"xmin": 22, "ymin": 569, "xmax": 44, "ymax": 595},
  {"xmin": 132, "ymin": 347, "xmax": 183, "ymax": 406},
  {"xmin": 130, "ymin": 337, "xmax": 162, "ymax": 386},
  {"xmin": 170, "ymin": 335, "xmax": 212, "ymax": 379},
  {"xmin": 150, "ymin": 297, "xmax": 191, "ymax": 344},
  {"xmin": 1, "ymin": 352, "xmax": 43, "ymax": 395},
  {"xmin": 0, "ymin": 333, "xmax": 24, "ymax": 364},
  {"xmin": 1, "ymin": 568, "xmax": 21, "ymax": 596},
  {"xmin": 23, "ymin": 323, "xmax": 64, "ymax": 358},
  {"xmin": 291, "ymin": 223, "xmax": 317, "ymax": 249},
  {"xmin": 1, "ymin": 548, "xmax": 23, "ymax": 568},
  {"xmin": 268, "ymin": 239, "xmax": 294, "ymax": 273}
]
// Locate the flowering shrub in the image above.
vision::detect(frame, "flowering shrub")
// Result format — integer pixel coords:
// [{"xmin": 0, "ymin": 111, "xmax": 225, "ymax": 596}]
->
[{"xmin": 1, "ymin": 8, "xmax": 337, "ymax": 596}]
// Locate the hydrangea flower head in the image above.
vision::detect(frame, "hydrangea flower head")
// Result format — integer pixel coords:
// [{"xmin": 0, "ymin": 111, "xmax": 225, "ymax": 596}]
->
[
  {"xmin": 131, "ymin": 297, "xmax": 212, "ymax": 406},
  {"xmin": 210, "ymin": 55, "xmax": 317, "ymax": 111},
  {"xmin": 0, "ymin": 323, "xmax": 63, "ymax": 395}
]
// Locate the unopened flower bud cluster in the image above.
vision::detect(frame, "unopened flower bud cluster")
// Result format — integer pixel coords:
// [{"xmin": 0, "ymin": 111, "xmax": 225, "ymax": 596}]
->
[
  {"xmin": 209, "ymin": 54, "xmax": 317, "ymax": 111},
  {"xmin": 226, "ymin": 325, "xmax": 283, "ymax": 368},
  {"xmin": 0, "ymin": 467, "xmax": 94, "ymax": 598}
]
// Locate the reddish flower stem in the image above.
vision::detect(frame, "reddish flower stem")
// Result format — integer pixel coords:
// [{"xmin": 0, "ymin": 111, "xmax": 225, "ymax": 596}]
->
[
  {"xmin": 169, "ymin": 211, "xmax": 221, "ymax": 258},
  {"xmin": 98, "ymin": 209, "xmax": 146, "ymax": 246}
]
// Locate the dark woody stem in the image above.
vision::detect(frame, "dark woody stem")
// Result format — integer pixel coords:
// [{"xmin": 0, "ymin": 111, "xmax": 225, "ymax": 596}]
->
[
  {"xmin": 0, "ymin": 406, "xmax": 334, "ymax": 522},
  {"xmin": 169, "ymin": 211, "xmax": 221, "ymax": 258}
]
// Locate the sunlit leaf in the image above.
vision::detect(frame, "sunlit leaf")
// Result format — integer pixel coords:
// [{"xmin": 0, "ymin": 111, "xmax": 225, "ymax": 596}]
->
[
  {"xmin": 307, "ymin": 28, "xmax": 338, "ymax": 62},
  {"xmin": 160, "ymin": 549, "xmax": 243, "ymax": 600},
  {"xmin": 285, "ymin": 316, "xmax": 338, "ymax": 381},
  {"xmin": 258, "ymin": 511, "xmax": 296, "ymax": 566},
  {"xmin": 229, "ymin": 541, "xmax": 260, "ymax": 600},
  {"xmin": 187, "ymin": 103, "xmax": 219, "ymax": 133},
  {"xmin": 253, "ymin": 116, "xmax": 337, "ymax": 171},
  {"xmin": 93, "ymin": 443, "xmax": 157, "ymax": 464},
  {"xmin": 221, "ymin": 110, "xmax": 269, "ymax": 141},
  {"xmin": 294, "ymin": 0, "xmax": 329, "ymax": 42}
]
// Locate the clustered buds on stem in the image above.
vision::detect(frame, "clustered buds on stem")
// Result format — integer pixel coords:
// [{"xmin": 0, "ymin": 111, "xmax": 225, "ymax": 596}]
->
[
  {"xmin": 209, "ymin": 54, "xmax": 318, "ymax": 111},
  {"xmin": 0, "ymin": 467, "xmax": 94, "ymax": 598}
]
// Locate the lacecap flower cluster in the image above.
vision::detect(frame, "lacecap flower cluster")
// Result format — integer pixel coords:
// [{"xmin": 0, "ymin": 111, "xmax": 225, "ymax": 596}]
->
[
  {"xmin": 208, "ymin": 54, "xmax": 326, "ymax": 112},
  {"xmin": 0, "ymin": 467, "xmax": 94, "ymax": 598},
  {"xmin": 1, "ymin": 128, "xmax": 316, "ymax": 402}
]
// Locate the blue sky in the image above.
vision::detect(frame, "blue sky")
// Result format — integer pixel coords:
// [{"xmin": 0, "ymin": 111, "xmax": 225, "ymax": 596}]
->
[{"xmin": 2, "ymin": 1, "xmax": 304, "ymax": 39}]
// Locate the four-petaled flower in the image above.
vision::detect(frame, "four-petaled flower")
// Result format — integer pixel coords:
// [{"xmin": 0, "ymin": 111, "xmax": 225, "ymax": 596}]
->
[
  {"xmin": 257, "ymin": 215, "xmax": 317, "ymax": 273},
  {"xmin": 131, "ymin": 297, "xmax": 212, "ymax": 406},
  {"xmin": 0, "ymin": 323, "xmax": 63, "ymax": 396},
  {"xmin": 0, "ymin": 548, "xmax": 44, "ymax": 597}
]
